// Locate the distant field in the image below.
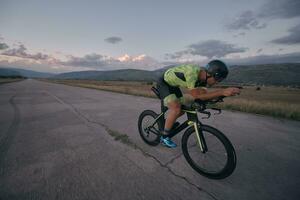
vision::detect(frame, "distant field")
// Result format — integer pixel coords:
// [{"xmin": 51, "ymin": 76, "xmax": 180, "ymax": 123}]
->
[
  {"xmin": 44, "ymin": 79, "xmax": 300, "ymax": 121},
  {"xmin": 0, "ymin": 78, "xmax": 25, "ymax": 84}
]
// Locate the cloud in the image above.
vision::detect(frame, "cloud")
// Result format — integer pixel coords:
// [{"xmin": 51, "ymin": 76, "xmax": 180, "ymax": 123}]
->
[
  {"xmin": 165, "ymin": 50, "xmax": 191, "ymax": 60},
  {"xmin": 117, "ymin": 54, "xmax": 159, "ymax": 69},
  {"xmin": 0, "ymin": 55, "xmax": 94, "ymax": 73},
  {"xmin": 233, "ymin": 32, "xmax": 246, "ymax": 38},
  {"xmin": 259, "ymin": 0, "xmax": 300, "ymax": 19},
  {"xmin": 271, "ymin": 23, "xmax": 300, "ymax": 45},
  {"xmin": 256, "ymin": 48, "xmax": 263, "ymax": 53},
  {"xmin": 0, "ymin": 42, "xmax": 74, "ymax": 72},
  {"xmin": 226, "ymin": 11, "xmax": 267, "ymax": 31},
  {"xmin": 0, "ymin": 43, "xmax": 9, "ymax": 50},
  {"xmin": 166, "ymin": 40, "xmax": 248, "ymax": 59},
  {"xmin": 104, "ymin": 36, "xmax": 123, "ymax": 44},
  {"xmin": 0, "ymin": 39, "xmax": 161, "ymax": 71},
  {"xmin": 226, "ymin": 0, "xmax": 300, "ymax": 31},
  {"xmin": 61, "ymin": 53, "xmax": 114, "ymax": 67},
  {"xmin": 165, "ymin": 52, "xmax": 300, "ymax": 67},
  {"xmin": 224, "ymin": 52, "xmax": 300, "ymax": 65},
  {"xmin": 54, "ymin": 53, "xmax": 160, "ymax": 70},
  {"xmin": 0, "ymin": 41, "xmax": 160, "ymax": 71},
  {"xmin": 117, "ymin": 54, "xmax": 149, "ymax": 62},
  {"xmin": 1, "ymin": 44, "xmax": 49, "ymax": 60},
  {"xmin": 188, "ymin": 40, "xmax": 248, "ymax": 58}
]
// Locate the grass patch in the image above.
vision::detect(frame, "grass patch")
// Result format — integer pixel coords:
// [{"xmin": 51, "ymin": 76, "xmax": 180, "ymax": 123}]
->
[
  {"xmin": 216, "ymin": 99, "xmax": 300, "ymax": 120},
  {"xmin": 105, "ymin": 127, "xmax": 137, "ymax": 149},
  {"xmin": 44, "ymin": 79, "xmax": 155, "ymax": 98},
  {"xmin": 43, "ymin": 79, "xmax": 300, "ymax": 121},
  {"xmin": 0, "ymin": 78, "xmax": 25, "ymax": 84}
]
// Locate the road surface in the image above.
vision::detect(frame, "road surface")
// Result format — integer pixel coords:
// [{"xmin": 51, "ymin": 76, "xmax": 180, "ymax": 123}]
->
[{"xmin": 0, "ymin": 79, "xmax": 299, "ymax": 200}]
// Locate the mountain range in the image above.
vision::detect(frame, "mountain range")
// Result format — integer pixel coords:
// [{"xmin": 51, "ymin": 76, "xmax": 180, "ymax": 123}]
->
[
  {"xmin": 1, "ymin": 63, "xmax": 299, "ymax": 86},
  {"xmin": 0, "ymin": 67, "xmax": 53, "ymax": 78}
]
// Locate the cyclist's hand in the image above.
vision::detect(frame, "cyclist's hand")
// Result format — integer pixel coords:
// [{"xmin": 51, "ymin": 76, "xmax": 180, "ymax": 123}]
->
[{"xmin": 222, "ymin": 88, "xmax": 240, "ymax": 96}]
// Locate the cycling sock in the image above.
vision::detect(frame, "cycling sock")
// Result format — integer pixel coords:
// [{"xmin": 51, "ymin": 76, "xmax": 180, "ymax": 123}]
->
[{"xmin": 162, "ymin": 128, "xmax": 171, "ymax": 138}]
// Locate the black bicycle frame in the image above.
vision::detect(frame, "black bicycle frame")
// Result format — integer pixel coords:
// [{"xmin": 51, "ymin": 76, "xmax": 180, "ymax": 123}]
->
[
  {"xmin": 149, "ymin": 108, "xmax": 208, "ymax": 153},
  {"xmin": 150, "ymin": 86, "xmax": 208, "ymax": 152}
]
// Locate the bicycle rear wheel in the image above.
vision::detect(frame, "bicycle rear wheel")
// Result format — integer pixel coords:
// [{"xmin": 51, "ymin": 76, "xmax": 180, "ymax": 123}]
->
[
  {"xmin": 138, "ymin": 110, "xmax": 162, "ymax": 146},
  {"xmin": 182, "ymin": 125, "xmax": 236, "ymax": 179}
]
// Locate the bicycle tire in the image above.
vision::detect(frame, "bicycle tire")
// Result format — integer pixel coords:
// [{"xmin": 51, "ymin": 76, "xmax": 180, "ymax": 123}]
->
[
  {"xmin": 182, "ymin": 125, "xmax": 236, "ymax": 179},
  {"xmin": 138, "ymin": 110, "xmax": 161, "ymax": 146}
]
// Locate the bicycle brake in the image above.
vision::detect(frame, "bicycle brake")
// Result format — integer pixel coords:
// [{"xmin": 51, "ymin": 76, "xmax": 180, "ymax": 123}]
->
[
  {"xmin": 200, "ymin": 111, "xmax": 211, "ymax": 119},
  {"xmin": 211, "ymin": 108, "xmax": 222, "ymax": 115}
]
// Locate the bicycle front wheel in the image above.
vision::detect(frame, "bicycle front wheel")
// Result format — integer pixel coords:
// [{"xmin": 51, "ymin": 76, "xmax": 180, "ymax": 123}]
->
[{"xmin": 182, "ymin": 125, "xmax": 236, "ymax": 179}]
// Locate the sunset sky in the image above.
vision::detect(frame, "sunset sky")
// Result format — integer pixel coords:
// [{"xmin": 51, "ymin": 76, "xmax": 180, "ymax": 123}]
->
[{"xmin": 0, "ymin": 0, "xmax": 299, "ymax": 73}]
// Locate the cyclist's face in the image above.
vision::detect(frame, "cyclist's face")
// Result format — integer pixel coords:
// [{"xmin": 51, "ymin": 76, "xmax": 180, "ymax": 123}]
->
[{"xmin": 207, "ymin": 77, "xmax": 217, "ymax": 86}]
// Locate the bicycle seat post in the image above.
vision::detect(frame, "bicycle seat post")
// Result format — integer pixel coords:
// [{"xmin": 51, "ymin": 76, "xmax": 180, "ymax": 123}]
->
[{"xmin": 151, "ymin": 86, "xmax": 167, "ymax": 131}]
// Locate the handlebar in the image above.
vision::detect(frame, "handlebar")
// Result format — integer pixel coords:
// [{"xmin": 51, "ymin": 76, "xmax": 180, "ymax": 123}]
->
[
  {"xmin": 192, "ymin": 96, "xmax": 225, "ymax": 110},
  {"xmin": 188, "ymin": 96, "xmax": 226, "ymax": 119},
  {"xmin": 196, "ymin": 95, "xmax": 225, "ymax": 104}
]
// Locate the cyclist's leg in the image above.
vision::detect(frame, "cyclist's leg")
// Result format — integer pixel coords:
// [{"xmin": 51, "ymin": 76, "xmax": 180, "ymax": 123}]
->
[
  {"xmin": 160, "ymin": 97, "xmax": 183, "ymax": 148},
  {"xmin": 157, "ymin": 78, "xmax": 182, "ymax": 147},
  {"xmin": 165, "ymin": 85, "xmax": 185, "ymax": 129},
  {"xmin": 157, "ymin": 77, "xmax": 183, "ymax": 132},
  {"xmin": 165, "ymin": 100, "xmax": 182, "ymax": 130}
]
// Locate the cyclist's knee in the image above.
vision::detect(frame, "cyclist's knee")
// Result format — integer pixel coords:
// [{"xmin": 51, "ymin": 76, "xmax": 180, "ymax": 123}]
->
[{"xmin": 168, "ymin": 101, "xmax": 182, "ymax": 115}]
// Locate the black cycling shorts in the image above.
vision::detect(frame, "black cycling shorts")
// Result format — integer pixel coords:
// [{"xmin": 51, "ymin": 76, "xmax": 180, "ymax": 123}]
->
[{"xmin": 157, "ymin": 76, "xmax": 183, "ymax": 106}]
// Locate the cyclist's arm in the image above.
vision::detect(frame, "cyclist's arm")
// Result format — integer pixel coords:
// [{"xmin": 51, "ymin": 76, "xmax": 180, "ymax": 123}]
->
[
  {"xmin": 188, "ymin": 87, "xmax": 241, "ymax": 100},
  {"xmin": 188, "ymin": 88, "xmax": 224, "ymax": 100}
]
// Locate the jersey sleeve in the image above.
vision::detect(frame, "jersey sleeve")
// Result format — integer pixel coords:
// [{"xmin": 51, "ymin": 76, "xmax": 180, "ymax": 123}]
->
[{"xmin": 185, "ymin": 69, "xmax": 199, "ymax": 89}]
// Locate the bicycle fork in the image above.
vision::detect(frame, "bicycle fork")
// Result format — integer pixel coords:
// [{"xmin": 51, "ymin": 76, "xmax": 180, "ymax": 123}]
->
[{"xmin": 188, "ymin": 121, "xmax": 208, "ymax": 153}]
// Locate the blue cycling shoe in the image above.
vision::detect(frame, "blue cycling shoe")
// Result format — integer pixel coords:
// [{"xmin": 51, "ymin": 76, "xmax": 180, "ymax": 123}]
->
[{"xmin": 160, "ymin": 136, "xmax": 177, "ymax": 148}]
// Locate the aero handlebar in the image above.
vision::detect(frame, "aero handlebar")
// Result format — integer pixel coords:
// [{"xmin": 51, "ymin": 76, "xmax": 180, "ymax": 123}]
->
[{"xmin": 190, "ymin": 96, "xmax": 226, "ymax": 119}]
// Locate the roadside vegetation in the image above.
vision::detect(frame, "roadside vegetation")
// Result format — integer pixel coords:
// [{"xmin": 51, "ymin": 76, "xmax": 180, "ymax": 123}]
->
[
  {"xmin": 0, "ymin": 76, "xmax": 26, "ymax": 84},
  {"xmin": 44, "ymin": 79, "xmax": 300, "ymax": 121}
]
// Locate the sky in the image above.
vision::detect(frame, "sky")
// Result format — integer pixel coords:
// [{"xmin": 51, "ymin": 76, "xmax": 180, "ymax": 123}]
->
[{"xmin": 0, "ymin": 0, "xmax": 300, "ymax": 73}]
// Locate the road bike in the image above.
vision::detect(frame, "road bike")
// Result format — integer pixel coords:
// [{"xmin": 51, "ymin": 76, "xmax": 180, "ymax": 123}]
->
[{"xmin": 138, "ymin": 86, "xmax": 237, "ymax": 179}]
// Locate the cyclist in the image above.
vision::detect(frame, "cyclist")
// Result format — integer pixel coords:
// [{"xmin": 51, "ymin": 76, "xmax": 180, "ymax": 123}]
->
[{"xmin": 157, "ymin": 60, "xmax": 240, "ymax": 148}]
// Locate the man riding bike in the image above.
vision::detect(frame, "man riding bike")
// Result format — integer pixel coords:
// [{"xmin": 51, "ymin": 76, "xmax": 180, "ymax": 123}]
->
[{"xmin": 157, "ymin": 60, "xmax": 240, "ymax": 148}]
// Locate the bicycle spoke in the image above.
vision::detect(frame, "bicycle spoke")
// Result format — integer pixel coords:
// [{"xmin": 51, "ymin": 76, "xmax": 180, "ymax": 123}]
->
[
  {"xmin": 140, "ymin": 113, "xmax": 160, "ymax": 143},
  {"xmin": 148, "ymin": 128, "xmax": 160, "ymax": 136}
]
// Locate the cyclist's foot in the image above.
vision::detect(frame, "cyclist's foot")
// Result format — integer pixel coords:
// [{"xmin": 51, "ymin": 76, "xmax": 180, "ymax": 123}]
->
[{"xmin": 160, "ymin": 136, "xmax": 177, "ymax": 148}]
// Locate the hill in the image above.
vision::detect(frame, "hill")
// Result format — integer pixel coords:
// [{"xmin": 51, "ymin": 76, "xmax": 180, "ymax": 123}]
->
[
  {"xmin": 0, "ymin": 66, "xmax": 54, "ymax": 78},
  {"xmin": 3, "ymin": 63, "xmax": 299, "ymax": 86},
  {"xmin": 224, "ymin": 63, "xmax": 300, "ymax": 86},
  {"xmin": 52, "ymin": 63, "xmax": 300, "ymax": 86},
  {"xmin": 0, "ymin": 68, "xmax": 21, "ymax": 77},
  {"xmin": 53, "ymin": 69, "xmax": 158, "ymax": 81}
]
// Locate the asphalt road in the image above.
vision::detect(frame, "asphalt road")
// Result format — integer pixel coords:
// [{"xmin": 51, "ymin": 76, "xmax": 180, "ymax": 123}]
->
[{"xmin": 0, "ymin": 79, "xmax": 299, "ymax": 200}]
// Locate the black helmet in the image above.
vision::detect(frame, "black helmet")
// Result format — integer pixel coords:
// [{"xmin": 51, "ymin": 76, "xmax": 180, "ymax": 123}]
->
[{"xmin": 206, "ymin": 60, "xmax": 228, "ymax": 82}]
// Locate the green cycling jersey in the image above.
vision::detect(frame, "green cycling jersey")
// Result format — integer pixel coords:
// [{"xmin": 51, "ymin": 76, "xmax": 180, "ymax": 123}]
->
[{"xmin": 164, "ymin": 64, "xmax": 205, "ymax": 89}]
